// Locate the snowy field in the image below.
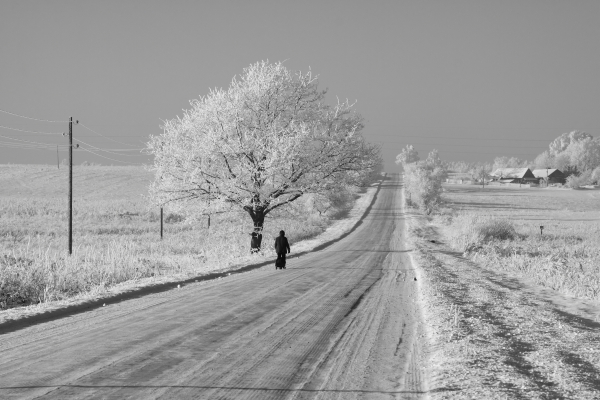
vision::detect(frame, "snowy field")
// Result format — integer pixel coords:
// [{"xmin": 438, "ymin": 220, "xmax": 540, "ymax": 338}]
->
[{"xmin": 0, "ymin": 164, "xmax": 382, "ymax": 321}]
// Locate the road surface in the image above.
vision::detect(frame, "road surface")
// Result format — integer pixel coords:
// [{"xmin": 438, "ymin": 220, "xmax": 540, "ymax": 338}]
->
[{"xmin": 0, "ymin": 175, "xmax": 429, "ymax": 399}]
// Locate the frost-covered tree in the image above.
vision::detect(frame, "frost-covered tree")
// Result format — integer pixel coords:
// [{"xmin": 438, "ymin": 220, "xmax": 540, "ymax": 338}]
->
[
  {"xmin": 592, "ymin": 167, "xmax": 600, "ymax": 185},
  {"xmin": 493, "ymin": 156, "xmax": 526, "ymax": 170},
  {"xmin": 565, "ymin": 170, "xmax": 594, "ymax": 188},
  {"xmin": 533, "ymin": 132, "xmax": 598, "ymax": 177},
  {"xmin": 403, "ymin": 161, "xmax": 445, "ymax": 214},
  {"xmin": 469, "ymin": 165, "xmax": 491, "ymax": 184},
  {"xmin": 147, "ymin": 61, "xmax": 380, "ymax": 250},
  {"xmin": 564, "ymin": 137, "xmax": 600, "ymax": 172},
  {"xmin": 395, "ymin": 145, "xmax": 420, "ymax": 166},
  {"xmin": 446, "ymin": 161, "xmax": 471, "ymax": 173},
  {"xmin": 425, "ymin": 149, "xmax": 442, "ymax": 168},
  {"xmin": 425, "ymin": 149, "xmax": 447, "ymax": 180},
  {"xmin": 534, "ymin": 150, "xmax": 554, "ymax": 169},
  {"xmin": 549, "ymin": 130, "xmax": 593, "ymax": 155}
]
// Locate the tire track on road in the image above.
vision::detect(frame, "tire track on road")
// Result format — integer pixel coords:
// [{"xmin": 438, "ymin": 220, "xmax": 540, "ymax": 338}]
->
[{"xmin": 0, "ymin": 174, "xmax": 431, "ymax": 400}]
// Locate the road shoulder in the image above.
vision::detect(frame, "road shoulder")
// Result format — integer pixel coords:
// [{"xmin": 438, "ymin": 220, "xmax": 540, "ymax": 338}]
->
[{"xmin": 405, "ymin": 205, "xmax": 600, "ymax": 399}]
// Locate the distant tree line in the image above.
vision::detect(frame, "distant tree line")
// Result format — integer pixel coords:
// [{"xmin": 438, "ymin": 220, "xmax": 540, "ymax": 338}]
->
[
  {"xmin": 446, "ymin": 130, "xmax": 600, "ymax": 188},
  {"xmin": 396, "ymin": 129, "xmax": 600, "ymax": 215}
]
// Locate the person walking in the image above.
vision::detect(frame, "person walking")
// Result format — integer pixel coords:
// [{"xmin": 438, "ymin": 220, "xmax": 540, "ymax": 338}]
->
[{"xmin": 274, "ymin": 230, "xmax": 290, "ymax": 269}]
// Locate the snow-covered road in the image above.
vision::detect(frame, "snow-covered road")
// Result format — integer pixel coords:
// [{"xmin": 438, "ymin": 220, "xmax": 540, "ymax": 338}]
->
[{"xmin": 0, "ymin": 174, "xmax": 429, "ymax": 399}]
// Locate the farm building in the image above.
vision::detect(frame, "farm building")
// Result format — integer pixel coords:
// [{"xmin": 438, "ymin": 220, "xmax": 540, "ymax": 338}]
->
[
  {"xmin": 490, "ymin": 168, "xmax": 537, "ymax": 184},
  {"xmin": 532, "ymin": 169, "xmax": 565, "ymax": 185}
]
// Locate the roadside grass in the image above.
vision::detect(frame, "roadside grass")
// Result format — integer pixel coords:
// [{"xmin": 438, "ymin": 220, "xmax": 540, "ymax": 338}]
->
[
  {"xmin": 436, "ymin": 184, "xmax": 600, "ymax": 302},
  {"xmin": 0, "ymin": 165, "xmax": 373, "ymax": 310}
]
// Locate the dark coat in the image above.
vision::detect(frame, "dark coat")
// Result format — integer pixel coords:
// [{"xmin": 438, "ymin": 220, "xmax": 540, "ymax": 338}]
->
[{"xmin": 274, "ymin": 236, "xmax": 290, "ymax": 254}]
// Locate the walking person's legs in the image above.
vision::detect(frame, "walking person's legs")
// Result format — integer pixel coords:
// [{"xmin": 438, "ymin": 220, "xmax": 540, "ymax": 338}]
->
[{"xmin": 276, "ymin": 252, "xmax": 287, "ymax": 269}]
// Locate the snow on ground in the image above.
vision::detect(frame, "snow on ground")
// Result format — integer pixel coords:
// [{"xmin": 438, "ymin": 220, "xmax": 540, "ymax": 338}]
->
[
  {"xmin": 406, "ymin": 201, "xmax": 600, "ymax": 399},
  {"xmin": 0, "ymin": 178, "xmax": 383, "ymax": 325}
]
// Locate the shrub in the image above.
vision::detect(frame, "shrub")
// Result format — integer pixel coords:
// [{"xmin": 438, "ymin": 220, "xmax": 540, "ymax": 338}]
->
[
  {"xmin": 448, "ymin": 214, "xmax": 516, "ymax": 251},
  {"xmin": 565, "ymin": 170, "xmax": 593, "ymax": 188}
]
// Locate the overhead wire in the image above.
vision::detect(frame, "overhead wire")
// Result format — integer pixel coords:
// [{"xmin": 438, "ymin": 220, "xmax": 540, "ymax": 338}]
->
[
  {"xmin": 0, "ymin": 141, "xmax": 59, "ymax": 150},
  {"xmin": 0, "ymin": 124, "xmax": 64, "ymax": 135},
  {"xmin": 0, "ymin": 108, "xmax": 150, "ymax": 164},
  {"xmin": 0, "ymin": 106, "xmax": 560, "ymax": 161},
  {"xmin": 368, "ymin": 134, "xmax": 567, "ymax": 142},
  {"xmin": 373, "ymin": 140, "xmax": 547, "ymax": 149},
  {"xmin": 79, "ymin": 147, "xmax": 145, "ymax": 165},
  {"xmin": 378, "ymin": 134, "xmax": 554, "ymax": 143},
  {"xmin": 75, "ymin": 137, "xmax": 146, "ymax": 157},
  {"xmin": 78, "ymin": 122, "xmax": 143, "ymax": 147},
  {"xmin": 390, "ymin": 149, "xmax": 541, "ymax": 157},
  {"xmin": 0, "ymin": 108, "xmax": 68, "ymax": 123},
  {"xmin": 0, "ymin": 133, "xmax": 68, "ymax": 148}
]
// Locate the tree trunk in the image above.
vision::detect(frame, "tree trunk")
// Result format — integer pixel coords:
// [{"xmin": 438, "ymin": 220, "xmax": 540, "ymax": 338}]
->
[{"xmin": 250, "ymin": 212, "xmax": 265, "ymax": 254}]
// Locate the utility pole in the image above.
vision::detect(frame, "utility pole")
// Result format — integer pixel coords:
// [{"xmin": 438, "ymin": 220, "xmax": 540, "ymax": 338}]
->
[
  {"xmin": 160, "ymin": 207, "xmax": 163, "ymax": 239},
  {"xmin": 68, "ymin": 117, "xmax": 73, "ymax": 255},
  {"xmin": 66, "ymin": 118, "xmax": 79, "ymax": 255}
]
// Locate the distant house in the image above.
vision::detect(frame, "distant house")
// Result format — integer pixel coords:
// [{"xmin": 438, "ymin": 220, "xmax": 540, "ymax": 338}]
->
[
  {"xmin": 532, "ymin": 169, "xmax": 565, "ymax": 185},
  {"xmin": 490, "ymin": 168, "xmax": 537, "ymax": 184}
]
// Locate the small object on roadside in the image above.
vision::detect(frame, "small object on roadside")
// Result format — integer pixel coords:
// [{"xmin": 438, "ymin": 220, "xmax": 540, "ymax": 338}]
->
[
  {"xmin": 177, "ymin": 284, "xmax": 181, "ymax": 288},
  {"xmin": 429, "ymin": 240, "xmax": 436, "ymax": 243},
  {"xmin": 414, "ymin": 277, "xmax": 417, "ymax": 281},
  {"xmin": 103, "ymin": 303, "xmax": 106, "ymax": 307},
  {"xmin": 228, "ymin": 273, "xmax": 231, "ymax": 276}
]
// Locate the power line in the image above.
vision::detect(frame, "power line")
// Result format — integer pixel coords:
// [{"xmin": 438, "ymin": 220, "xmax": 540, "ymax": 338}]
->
[
  {"xmin": 0, "ymin": 141, "xmax": 58, "ymax": 150},
  {"xmin": 397, "ymin": 148, "xmax": 541, "ymax": 157},
  {"xmin": 374, "ymin": 140, "xmax": 548, "ymax": 149},
  {"xmin": 368, "ymin": 134, "xmax": 559, "ymax": 142},
  {"xmin": 78, "ymin": 122, "xmax": 143, "ymax": 147},
  {"xmin": 0, "ymin": 133, "xmax": 68, "ymax": 148},
  {"xmin": 0, "ymin": 108, "xmax": 68, "ymax": 123},
  {"xmin": 101, "ymin": 148, "xmax": 147, "ymax": 152},
  {"xmin": 75, "ymin": 137, "xmax": 145, "ymax": 157},
  {"xmin": 3, "ymin": 132, "xmax": 140, "ymax": 138},
  {"xmin": 0, "ymin": 124, "xmax": 64, "ymax": 135},
  {"xmin": 366, "ymin": 123, "xmax": 599, "ymax": 132},
  {"xmin": 79, "ymin": 147, "xmax": 145, "ymax": 165}
]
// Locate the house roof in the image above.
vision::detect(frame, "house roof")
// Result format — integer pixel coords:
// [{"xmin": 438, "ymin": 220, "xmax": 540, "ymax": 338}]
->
[
  {"xmin": 531, "ymin": 169, "xmax": 562, "ymax": 178},
  {"xmin": 490, "ymin": 168, "xmax": 533, "ymax": 178}
]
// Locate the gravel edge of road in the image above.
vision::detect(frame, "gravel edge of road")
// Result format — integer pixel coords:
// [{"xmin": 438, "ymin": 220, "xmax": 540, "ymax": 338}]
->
[{"xmin": 0, "ymin": 178, "xmax": 386, "ymax": 333}]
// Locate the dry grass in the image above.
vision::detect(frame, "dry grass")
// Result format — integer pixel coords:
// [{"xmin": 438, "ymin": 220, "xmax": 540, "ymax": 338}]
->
[
  {"xmin": 0, "ymin": 165, "xmax": 365, "ymax": 309},
  {"xmin": 438, "ymin": 184, "xmax": 600, "ymax": 302}
]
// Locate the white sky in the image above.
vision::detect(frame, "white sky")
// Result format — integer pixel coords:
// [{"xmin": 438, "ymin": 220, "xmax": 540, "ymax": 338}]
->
[{"xmin": 1, "ymin": 0, "xmax": 598, "ymax": 170}]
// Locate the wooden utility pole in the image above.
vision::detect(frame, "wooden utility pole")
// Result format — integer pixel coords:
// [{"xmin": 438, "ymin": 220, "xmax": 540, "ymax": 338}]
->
[
  {"xmin": 68, "ymin": 117, "xmax": 73, "ymax": 255},
  {"xmin": 160, "ymin": 207, "xmax": 163, "ymax": 239}
]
